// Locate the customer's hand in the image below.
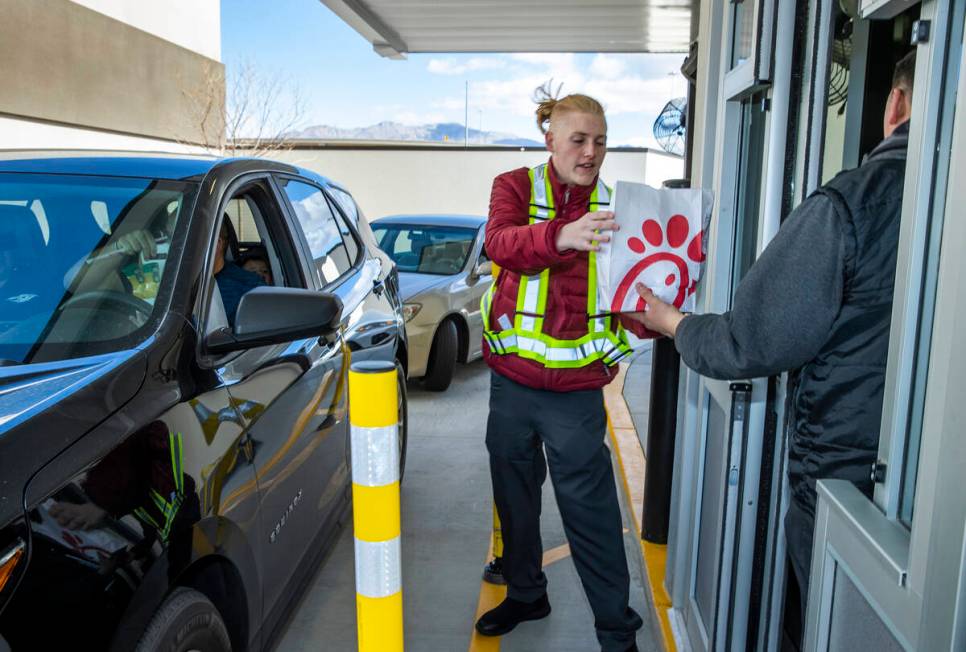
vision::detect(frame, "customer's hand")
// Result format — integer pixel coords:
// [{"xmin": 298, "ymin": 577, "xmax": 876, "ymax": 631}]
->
[
  {"xmin": 555, "ymin": 211, "xmax": 618, "ymax": 253},
  {"xmin": 624, "ymin": 283, "xmax": 686, "ymax": 338},
  {"xmin": 111, "ymin": 230, "xmax": 156, "ymax": 258}
]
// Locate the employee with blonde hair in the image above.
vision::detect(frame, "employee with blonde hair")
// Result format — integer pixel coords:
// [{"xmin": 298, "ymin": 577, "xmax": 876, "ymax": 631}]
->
[{"xmin": 475, "ymin": 84, "xmax": 646, "ymax": 652}]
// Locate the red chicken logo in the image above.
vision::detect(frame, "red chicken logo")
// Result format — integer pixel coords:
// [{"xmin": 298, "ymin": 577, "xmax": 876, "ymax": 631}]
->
[{"xmin": 611, "ymin": 214, "xmax": 704, "ymax": 313}]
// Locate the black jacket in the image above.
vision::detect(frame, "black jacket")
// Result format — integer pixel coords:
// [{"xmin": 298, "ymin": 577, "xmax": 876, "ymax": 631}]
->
[{"xmin": 675, "ymin": 123, "xmax": 908, "ymax": 579}]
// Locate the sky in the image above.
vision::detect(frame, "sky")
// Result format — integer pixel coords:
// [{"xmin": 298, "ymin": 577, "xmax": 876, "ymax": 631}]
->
[{"xmin": 220, "ymin": 0, "xmax": 688, "ymax": 148}]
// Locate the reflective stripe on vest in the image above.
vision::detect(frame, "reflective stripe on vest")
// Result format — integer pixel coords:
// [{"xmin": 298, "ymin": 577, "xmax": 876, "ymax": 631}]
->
[
  {"xmin": 481, "ymin": 163, "xmax": 632, "ymax": 369},
  {"xmin": 134, "ymin": 431, "xmax": 186, "ymax": 542}
]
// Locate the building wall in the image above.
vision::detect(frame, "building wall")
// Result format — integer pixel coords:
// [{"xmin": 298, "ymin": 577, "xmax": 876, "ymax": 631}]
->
[
  {"xmin": 0, "ymin": 0, "xmax": 223, "ymax": 150},
  {"xmin": 269, "ymin": 147, "xmax": 684, "ymax": 219},
  {"xmin": 0, "ymin": 116, "xmax": 209, "ymax": 153},
  {"xmin": 69, "ymin": 0, "xmax": 221, "ymax": 60}
]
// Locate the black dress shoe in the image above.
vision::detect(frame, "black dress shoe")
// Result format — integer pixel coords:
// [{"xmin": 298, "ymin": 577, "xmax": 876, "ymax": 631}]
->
[{"xmin": 475, "ymin": 594, "xmax": 551, "ymax": 636}]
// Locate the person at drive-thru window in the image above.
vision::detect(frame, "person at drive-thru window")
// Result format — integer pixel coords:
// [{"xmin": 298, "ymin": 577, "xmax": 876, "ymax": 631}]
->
[
  {"xmin": 475, "ymin": 85, "xmax": 649, "ymax": 652},
  {"xmin": 631, "ymin": 50, "xmax": 916, "ymax": 649}
]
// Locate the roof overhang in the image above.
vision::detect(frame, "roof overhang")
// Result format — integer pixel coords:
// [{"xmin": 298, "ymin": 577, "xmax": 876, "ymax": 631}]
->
[{"xmin": 320, "ymin": 0, "xmax": 694, "ymax": 59}]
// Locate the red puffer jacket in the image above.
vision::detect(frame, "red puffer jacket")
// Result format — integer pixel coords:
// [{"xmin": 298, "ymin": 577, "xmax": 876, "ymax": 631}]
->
[{"xmin": 483, "ymin": 160, "xmax": 648, "ymax": 392}]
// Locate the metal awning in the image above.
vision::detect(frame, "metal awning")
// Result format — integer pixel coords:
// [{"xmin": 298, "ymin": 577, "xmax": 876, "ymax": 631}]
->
[{"xmin": 320, "ymin": 0, "xmax": 694, "ymax": 59}]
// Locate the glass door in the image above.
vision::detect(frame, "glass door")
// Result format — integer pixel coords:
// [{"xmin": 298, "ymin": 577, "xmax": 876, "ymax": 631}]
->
[{"xmin": 681, "ymin": 84, "xmax": 771, "ymax": 651}]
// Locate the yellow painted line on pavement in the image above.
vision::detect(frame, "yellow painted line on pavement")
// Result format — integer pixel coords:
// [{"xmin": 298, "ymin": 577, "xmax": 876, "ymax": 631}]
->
[
  {"xmin": 470, "ymin": 363, "xmax": 674, "ymax": 652},
  {"xmin": 541, "ymin": 542, "xmax": 571, "ymax": 566},
  {"xmin": 604, "ymin": 364, "xmax": 676, "ymax": 652}
]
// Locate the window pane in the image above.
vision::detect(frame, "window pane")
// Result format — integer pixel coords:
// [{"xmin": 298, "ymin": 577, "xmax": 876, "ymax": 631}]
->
[
  {"xmin": 731, "ymin": 0, "xmax": 755, "ymax": 69},
  {"xmin": 371, "ymin": 224, "xmax": 477, "ymax": 276},
  {"xmin": 899, "ymin": 5, "xmax": 965, "ymax": 526},
  {"xmin": 0, "ymin": 173, "xmax": 195, "ymax": 363},
  {"xmin": 329, "ymin": 196, "xmax": 360, "ymax": 264},
  {"xmin": 329, "ymin": 187, "xmax": 358, "ymax": 223},
  {"xmin": 279, "ymin": 179, "xmax": 351, "ymax": 284},
  {"xmin": 731, "ymin": 93, "xmax": 768, "ymax": 299}
]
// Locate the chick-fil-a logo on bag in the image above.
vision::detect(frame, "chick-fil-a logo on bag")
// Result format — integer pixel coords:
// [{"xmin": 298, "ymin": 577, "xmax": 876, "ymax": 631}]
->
[
  {"xmin": 610, "ymin": 214, "xmax": 704, "ymax": 313},
  {"xmin": 596, "ymin": 181, "xmax": 711, "ymax": 324}
]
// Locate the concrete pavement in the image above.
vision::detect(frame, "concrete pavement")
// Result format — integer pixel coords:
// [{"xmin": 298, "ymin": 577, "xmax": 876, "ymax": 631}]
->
[{"xmin": 275, "ymin": 355, "xmax": 661, "ymax": 651}]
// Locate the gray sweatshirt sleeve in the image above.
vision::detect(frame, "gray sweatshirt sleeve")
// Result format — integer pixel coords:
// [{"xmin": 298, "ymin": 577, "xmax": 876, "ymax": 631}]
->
[{"xmin": 674, "ymin": 193, "xmax": 849, "ymax": 380}]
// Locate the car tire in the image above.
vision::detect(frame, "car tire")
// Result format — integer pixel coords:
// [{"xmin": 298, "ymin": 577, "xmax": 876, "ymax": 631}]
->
[
  {"xmin": 423, "ymin": 319, "xmax": 457, "ymax": 392},
  {"xmin": 396, "ymin": 360, "xmax": 408, "ymax": 481},
  {"xmin": 135, "ymin": 587, "xmax": 231, "ymax": 652}
]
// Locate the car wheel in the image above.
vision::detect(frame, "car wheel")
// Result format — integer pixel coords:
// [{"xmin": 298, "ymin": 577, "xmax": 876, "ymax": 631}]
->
[
  {"xmin": 396, "ymin": 360, "xmax": 408, "ymax": 481},
  {"xmin": 135, "ymin": 587, "xmax": 231, "ymax": 652},
  {"xmin": 423, "ymin": 319, "xmax": 457, "ymax": 392}
]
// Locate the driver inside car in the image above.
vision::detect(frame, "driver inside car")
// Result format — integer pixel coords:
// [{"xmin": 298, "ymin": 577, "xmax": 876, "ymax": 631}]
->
[
  {"xmin": 82, "ymin": 219, "xmax": 265, "ymax": 329},
  {"xmin": 211, "ymin": 221, "xmax": 265, "ymax": 328}
]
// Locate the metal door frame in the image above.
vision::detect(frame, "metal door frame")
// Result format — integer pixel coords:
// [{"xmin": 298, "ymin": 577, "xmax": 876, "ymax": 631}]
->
[
  {"xmin": 805, "ymin": 1, "xmax": 966, "ymax": 649},
  {"xmin": 667, "ymin": 0, "xmax": 791, "ymax": 650}
]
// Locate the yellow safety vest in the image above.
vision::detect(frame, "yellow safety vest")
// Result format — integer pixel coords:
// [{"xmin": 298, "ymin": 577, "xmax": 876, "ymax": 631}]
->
[{"xmin": 481, "ymin": 163, "xmax": 633, "ymax": 369}]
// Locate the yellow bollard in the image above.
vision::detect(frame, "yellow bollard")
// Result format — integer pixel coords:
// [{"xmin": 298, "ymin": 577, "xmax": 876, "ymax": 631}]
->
[
  {"xmin": 349, "ymin": 360, "xmax": 403, "ymax": 652},
  {"xmin": 492, "ymin": 506, "xmax": 503, "ymax": 558}
]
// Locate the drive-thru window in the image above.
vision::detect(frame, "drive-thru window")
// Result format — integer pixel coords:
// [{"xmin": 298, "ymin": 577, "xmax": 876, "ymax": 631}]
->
[{"xmin": 670, "ymin": 0, "xmax": 966, "ymax": 650}]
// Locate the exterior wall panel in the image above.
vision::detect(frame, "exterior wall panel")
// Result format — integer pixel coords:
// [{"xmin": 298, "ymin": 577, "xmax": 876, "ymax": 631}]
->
[
  {"xmin": 264, "ymin": 147, "xmax": 683, "ymax": 220},
  {"xmin": 0, "ymin": 0, "xmax": 224, "ymax": 145}
]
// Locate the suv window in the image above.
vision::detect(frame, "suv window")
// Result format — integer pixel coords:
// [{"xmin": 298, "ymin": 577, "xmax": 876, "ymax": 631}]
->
[
  {"xmin": 224, "ymin": 196, "xmax": 260, "ymax": 242},
  {"xmin": 324, "ymin": 189, "xmax": 360, "ymax": 266},
  {"xmin": 206, "ymin": 182, "xmax": 307, "ymax": 336},
  {"xmin": 278, "ymin": 179, "xmax": 352, "ymax": 285},
  {"xmin": 329, "ymin": 186, "xmax": 379, "ymax": 251},
  {"xmin": 0, "ymin": 173, "xmax": 195, "ymax": 364}
]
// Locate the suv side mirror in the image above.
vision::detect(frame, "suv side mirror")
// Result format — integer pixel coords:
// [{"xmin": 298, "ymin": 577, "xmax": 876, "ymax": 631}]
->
[
  {"xmin": 470, "ymin": 260, "xmax": 493, "ymax": 280},
  {"xmin": 206, "ymin": 287, "xmax": 343, "ymax": 354}
]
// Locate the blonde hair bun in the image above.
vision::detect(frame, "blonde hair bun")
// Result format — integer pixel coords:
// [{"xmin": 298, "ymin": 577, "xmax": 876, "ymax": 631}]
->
[{"xmin": 533, "ymin": 81, "xmax": 606, "ymax": 135}]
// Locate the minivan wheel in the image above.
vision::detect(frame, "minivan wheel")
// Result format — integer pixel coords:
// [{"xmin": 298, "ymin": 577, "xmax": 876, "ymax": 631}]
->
[
  {"xmin": 396, "ymin": 360, "xmax": 408, "ymax": 481},
  {"xmin": 135, "ymin": 587, "xmax": 231, "ymax": 652},
  {"xmin": 423, "ymin": 319, "xmax": 457, "ymax": 391}
]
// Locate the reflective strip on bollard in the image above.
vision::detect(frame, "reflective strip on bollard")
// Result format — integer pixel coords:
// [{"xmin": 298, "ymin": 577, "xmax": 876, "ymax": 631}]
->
[
  {"xmin": 354, "ymin": 537, "xmax": 403, "ymax": 598},
  {"xmin": 349, "ymin": 361, "xmax": 403, "ymax": 652},
  {"xmin": 351, "ymin": 425, "xmax": 400, "ymax": 486}
]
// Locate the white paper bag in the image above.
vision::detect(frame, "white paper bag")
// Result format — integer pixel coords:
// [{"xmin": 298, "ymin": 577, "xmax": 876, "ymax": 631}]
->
[{"xmin": 598, "ymin": 181, "xmax": 712, "ymax": 316}]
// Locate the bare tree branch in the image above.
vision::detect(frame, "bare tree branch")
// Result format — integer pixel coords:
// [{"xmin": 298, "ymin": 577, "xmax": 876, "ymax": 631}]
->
[{"xmin": 178, "ymin": 59, "xmax": 305, "ymax": 157}]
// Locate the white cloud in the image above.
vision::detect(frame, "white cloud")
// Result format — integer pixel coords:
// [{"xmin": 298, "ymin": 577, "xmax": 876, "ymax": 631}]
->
[
  {"xmin": 586, "ymin": 75, "xmax": 686, "ymax": 117},
  {"xmin": 405, "ymin": 53, "xmax": 687, "ymax": 144},
  {"xmin": 427, "ymin": 57, "xmax": 507, "ymax": 76},
  {"xmin": 589, "ymin": 54, "xmax": 627, "ymax": 80}
]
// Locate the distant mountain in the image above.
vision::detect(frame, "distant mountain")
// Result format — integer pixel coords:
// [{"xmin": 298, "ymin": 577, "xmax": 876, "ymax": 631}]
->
[{"xmin": 286, "ymin": 121, "xmax": 543, "ymax": 146}]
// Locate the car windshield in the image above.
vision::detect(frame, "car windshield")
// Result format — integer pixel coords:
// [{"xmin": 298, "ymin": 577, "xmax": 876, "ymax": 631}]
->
[
  {"xmin": 372, "ymin": 224, "xmax": 477, "ymax": 276},
  {"xmin": 0, "ymin": 173, "xmax": 197, "ymax": 365}
]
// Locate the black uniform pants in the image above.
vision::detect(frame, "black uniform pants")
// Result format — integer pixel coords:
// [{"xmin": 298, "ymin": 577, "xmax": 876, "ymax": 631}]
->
[{"xmin": 485, "ymin": 372, "xmax": 643, "ymax": 651}]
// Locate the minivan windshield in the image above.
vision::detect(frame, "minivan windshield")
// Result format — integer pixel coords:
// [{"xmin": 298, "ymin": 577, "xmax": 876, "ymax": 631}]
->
[
  {"xmin": 372, "ymin": 224, "xmax": 477, "ymax": 276},
  {"xmin": 0, "ymin": 173, "xmax": 197, "ymax": 364}
]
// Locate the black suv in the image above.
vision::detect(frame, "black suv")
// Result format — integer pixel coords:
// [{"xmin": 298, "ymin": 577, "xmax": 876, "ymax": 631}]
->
[{"xmin": 0, "ymin": 153, "xmax": 408, "ymax": 651}]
